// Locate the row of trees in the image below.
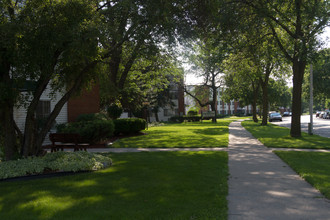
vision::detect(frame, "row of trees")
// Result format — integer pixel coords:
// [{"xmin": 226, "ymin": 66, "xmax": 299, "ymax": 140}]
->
[
  {"xmin": 302, "ymin": 48, "xmax": 330, "ymax": 111},
  {"xmin": 1, "ymin": 0, "xmax": 329, "ymax": 160},
  {"xmin": 0, "ymin": 0, "xmax": 192, "ymax": 160},
  {"xmin": 183, "ymin": 0, "xmax": 329, "ymax": 134}
]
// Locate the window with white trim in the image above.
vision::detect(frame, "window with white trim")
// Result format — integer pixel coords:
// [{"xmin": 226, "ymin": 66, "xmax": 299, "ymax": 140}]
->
[{"xmin": 36, "ymin": 100, "xmax": 51, "ymax": 119}]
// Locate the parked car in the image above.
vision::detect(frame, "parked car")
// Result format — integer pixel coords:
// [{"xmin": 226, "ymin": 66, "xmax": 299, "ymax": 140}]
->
[
  {"xmin": 269, "ymin": 113, "xmax": 282, "ymax": 122},
  {"xmin": 320, "ymin": 111, "xmax": 326, "ymax": 118},
  {"xmin": 282, "ymin": 112, "xmax": 290, "ymax": 117},
  {"xmin": 323, "ymin": 110, "xmax": 330, "ymax": 119},
  {"xmin": 316, "ymin": 111, "xmax": 321, "ymax": 117}
]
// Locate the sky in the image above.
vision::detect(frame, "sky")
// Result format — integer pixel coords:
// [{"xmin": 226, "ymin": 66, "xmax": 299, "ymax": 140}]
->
[{"xmin": 184, "ymin": 27, "xmax": 330, "ymax": 86}]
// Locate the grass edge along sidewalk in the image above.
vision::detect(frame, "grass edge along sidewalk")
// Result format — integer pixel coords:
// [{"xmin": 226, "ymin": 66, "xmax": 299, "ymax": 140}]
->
[
  {"xmin": 112, "ymin": 120, "xmax": 232, "ymax": 148},
  {"xmin": 241, "ymin": 120, "xmax": 330, "ymax": 200},
  {"xmin": 275, "ymin": 151, "xmax": 330, "ymax": 200},
  {"xmin": 241, "ymin": 120, "xmax": 330, "ymax": 149},
  {"xmin": 0, "ymin": 151, "xmax": 228, "ymax": 220}
]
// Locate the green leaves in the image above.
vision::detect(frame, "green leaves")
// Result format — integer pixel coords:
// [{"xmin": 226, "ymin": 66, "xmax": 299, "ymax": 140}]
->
[{"xmin": 0, "ymin": 151, "xmax": 112, "ymax": 180}]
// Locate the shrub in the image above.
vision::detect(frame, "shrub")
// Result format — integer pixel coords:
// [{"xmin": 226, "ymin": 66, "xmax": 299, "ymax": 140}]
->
[
  {"xmin": 169, "ymin": 116, "xmax": 201, "ymax": 123},
  {"xmin": 186, "ymin": 116, "xmax": 201, "ymax": 122},
  {"xmin": 113, "ymin": 118, "xmax": 146, "ymax": 135},
  {"xmin": 187, "ymin": 110, "xmax": 198, "ymax": 116},
  {"xmin": 216, "ymin": 114, "xmax": 225, "ymax": 118},
  {"xmin": 233, "ymin": 113, "xmax": 244, "ymax": 117},
  {"xmin": 0, "ymin": 151, "xmax": 112, "ymax": 180},
  {"xmin": 107, "ymin": 104, "xmax": 123, "ymax": 119},
  {"xmin": 169, "ymin": 116, "xmax": 184, "ymax": 123},
  {"xmin": 57, "ymin": 120, "xmax": 114, "ymax": 143},
  {"xmin": 76, "ymin": 113, "xmax": 109, "ymax": 122}
]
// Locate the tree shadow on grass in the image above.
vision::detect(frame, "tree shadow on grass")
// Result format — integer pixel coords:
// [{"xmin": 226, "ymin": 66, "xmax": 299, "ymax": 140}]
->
[
  {"xmin": 243, "ymin": 121, "xmax": 330, "ymax": 149},
  {"xmin": 191, "ymin": 127, "xmax": 228, "ymax": 136},
  {"xmin": 114, "ymin": 135, "xmax": 226, "ymax": 148},
  {"xmin": 0, "ymin": 152, "xmax": 228, "ymax": 220}
]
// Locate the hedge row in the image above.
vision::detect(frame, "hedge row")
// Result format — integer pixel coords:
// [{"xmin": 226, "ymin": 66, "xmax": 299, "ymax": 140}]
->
[
  {"xmin": 56, "ymin": 114, "xmax": 146, "ymax": 143},
  {"xmin": 169, "ymin": 116, "xmax": 201, "ymax": 123},
  {"xmin": 169, "ymin": 114, "xmax": 229, "ymax": 123},
  {"xmin": 57, "ymin": 120, "xmax": 115, "ymax": 144},
  {"xmin": 113, "ymin": 118, "xmax": 146, "ymax": 135}
]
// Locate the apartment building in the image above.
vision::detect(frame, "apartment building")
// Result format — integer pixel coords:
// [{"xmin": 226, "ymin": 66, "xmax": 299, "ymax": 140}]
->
[
  {"xmin": 148, "ymin": 81, "xmax": 185, "ymax": 122},
  {"xmin": 185, "ymin": 86, "xmax": 254, "ymax": 115}
]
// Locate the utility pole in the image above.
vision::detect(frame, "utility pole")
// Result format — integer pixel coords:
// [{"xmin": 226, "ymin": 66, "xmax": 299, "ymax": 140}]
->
[{"xmin": 308, "ymin": 64, "xmax": 313, "ymax": 135}]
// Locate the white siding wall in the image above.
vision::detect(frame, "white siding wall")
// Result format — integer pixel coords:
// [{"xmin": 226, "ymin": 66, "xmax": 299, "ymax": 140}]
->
[{"xmin": 13, "ymin": 86, "xmax": 68, "ymax": 145}]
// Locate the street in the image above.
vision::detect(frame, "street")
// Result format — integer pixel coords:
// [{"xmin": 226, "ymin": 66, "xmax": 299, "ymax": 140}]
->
[{"xmin": 271, "ymin": 115, "xmax": 330, "ymax": 138}]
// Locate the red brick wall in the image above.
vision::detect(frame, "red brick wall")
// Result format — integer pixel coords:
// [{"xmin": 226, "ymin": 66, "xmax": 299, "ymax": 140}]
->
[
  {"xmin": 234, "ymin": 101, "xmax": 239, "ymax": 113},
  {"xmin": 68, "ymin": 84, "xmax": 100, "ymax": 122}
]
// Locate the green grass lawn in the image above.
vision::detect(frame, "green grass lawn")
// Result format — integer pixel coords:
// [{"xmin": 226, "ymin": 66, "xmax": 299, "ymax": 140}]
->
[
  {"xmin": 275, "ymin": 151, "xmax": 330, "ymax": 199},
  {"xmin": 242, "ymin": 120, "xmax": 330, "ymax": 149},
  {"xmin": 0, "ymin": 151, "xmax": 228, "ymax": 220},
  {"xmin": 112, "ymin": 120, "xmax": 232, "ymax": 148}
]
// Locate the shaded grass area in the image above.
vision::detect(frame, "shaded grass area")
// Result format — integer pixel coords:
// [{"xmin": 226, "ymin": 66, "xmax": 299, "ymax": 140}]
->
[
  {"xmin": 242, "ymin": 120, "xmax": 330, "ymax": 149},
  {"xmin": 0, "ymin": 151, "xmax": 228, "ymax": 220},
  {"xmin": 275, "ymin": 151, "xmax": 330, "ymax": 199},
  {"xmin": 112, "ymin": 120, "xmax": 232, "ymax": 148}
]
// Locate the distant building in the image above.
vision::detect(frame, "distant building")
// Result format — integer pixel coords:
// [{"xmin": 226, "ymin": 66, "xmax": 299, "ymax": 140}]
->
[
  {"xmin": 184, "ymin": 85, "xmax": 210, "ymax": 114},
  {"xmin": 216, "ymin": 88, "xmax": 253, "ymax": 115},
  {"xmin": 185, "ymin": 86, "xmax": 254, "ymax": 115},
  {"xmin": 148, "ymin": 80, "xmax": 185, "ymax": 122}
]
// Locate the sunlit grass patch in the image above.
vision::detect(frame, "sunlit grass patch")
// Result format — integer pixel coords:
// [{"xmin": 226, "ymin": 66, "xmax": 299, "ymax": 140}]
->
[
  {"xmin": 275, "ymin": 151, "xmax": 330, "ymax": 199},
  {"xmin": 0, "ymin": 151, "xmax": 228, "ymax": 219},
  {"xmin": 242, "ymin": 120, "xmax": 330, "ymax": 149},
  {"xmin": 112, "ymin": 120, "xmax": 232, "ymax": 148}
]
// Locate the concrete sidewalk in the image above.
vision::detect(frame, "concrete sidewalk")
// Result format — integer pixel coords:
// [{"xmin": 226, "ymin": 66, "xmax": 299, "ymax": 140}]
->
[{"xmin": 227, "ymin": 121, "xmax": 330, "ymax": 220}]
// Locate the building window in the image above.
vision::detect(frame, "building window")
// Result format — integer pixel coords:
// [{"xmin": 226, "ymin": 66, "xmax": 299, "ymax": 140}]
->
[
  {"xmin": 36, "ymin": 100, "xmax": 51, "ymax": 119},
  {"xmin": 164, "ymin": 109, "xmax": 169, "ymax": 117}
]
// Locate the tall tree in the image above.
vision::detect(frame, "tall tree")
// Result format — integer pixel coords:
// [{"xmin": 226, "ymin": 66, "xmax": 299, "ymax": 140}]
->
[
  {"xmin": 302, "ymin": 48, "xmax": 330, "ymax": 110},
  {"xmin": 184, "ymin": 35, "xmax": 228, "ymax": 122},
  {"xmin": 0, "ymin": 0, "xmax": 22, "ymax": 159},
  {"xmin": 1, "ymin": 0, "xmax": 101, "ymax": 159},
  {"xmin": 237, "ymin": 0, "xmax": 330, "ymax": 137},
  {"xmin": 99, "ymin": 49, "xmax": 182, "ymax": 114},
  {"xmin": 97, "ymin": 0, "xmax": 186, "ymax": 109},
  {"xmin": 268, "ymin": 78, "xmax": 292, "ymax": 111},
  {"xmin": 223, "ymin": 53, "xmax": 261, "ymax": 122}
]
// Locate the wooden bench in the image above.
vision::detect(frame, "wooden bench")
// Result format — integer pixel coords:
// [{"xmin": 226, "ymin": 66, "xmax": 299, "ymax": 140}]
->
[{"xmin": 49, "ymin": 133, "xmax": 89, "ymax": 152}]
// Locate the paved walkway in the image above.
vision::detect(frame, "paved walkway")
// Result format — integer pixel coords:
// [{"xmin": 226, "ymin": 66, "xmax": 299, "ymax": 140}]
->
[{"xmin": 227, "ymin": 121, "xmax": 330, "ymax": 220}]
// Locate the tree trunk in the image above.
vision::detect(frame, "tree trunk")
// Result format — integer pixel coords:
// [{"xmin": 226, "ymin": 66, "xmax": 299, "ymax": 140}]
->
[
  {"xmin": 290, "ymin": 59, "xmax": 306, "ymax": 137},
  {"xmin": 155, "ymin": 111, "xmax": 159, "ymax": 122},
  {"xmin": 3, "ymin": 103, "xmax": 18, "ymax": 160},
  {"xmin": 22, "ymin": 61, "xmax": 97, "ymax": 156},
  {"xmin": 22, "ymin": 83, "xmax": 49, "ymax": 157},
  {"xmin": 252, "ymin": 96, "xmax": 258, "ymax": 123},
  {"xmin": 260, "ymin": 67, "xmax": 271, "ymax": 126},
  {"xmin": 211, "ymin": 87, "xmax": 217, "ymax": 123},
  {"xmin": 33, "ymin": 63, "xmax": 97, "ymax": 155},
  {"xmin": 252, "ymin": 83, "xmax": 260, "ymax": 123},
  {"xmin": 261, "ymin": 85, "xmax": 269, "ymax": 126},
  {"xmin": 1, "ymin": 61, "xmax": 19, "ymax": 160}
]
